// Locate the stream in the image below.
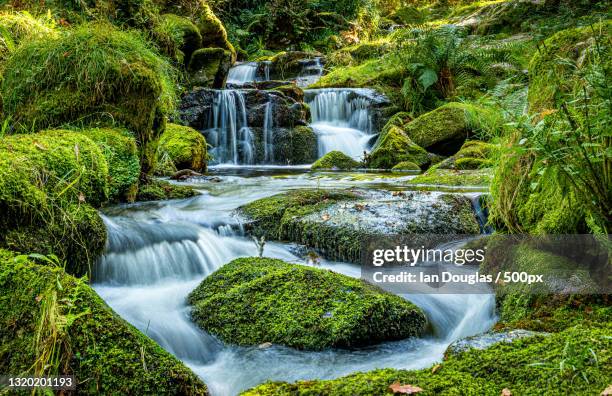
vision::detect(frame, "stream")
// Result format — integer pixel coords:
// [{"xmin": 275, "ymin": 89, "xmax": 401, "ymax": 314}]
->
[{"xmin": 93, "ymin": 170, "xmax": 496, "ymax": 396}]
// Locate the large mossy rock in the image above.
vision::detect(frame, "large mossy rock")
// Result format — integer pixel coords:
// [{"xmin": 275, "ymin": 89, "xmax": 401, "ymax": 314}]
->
[
  {"xmin": 402, "ymin": 103, "xmax": 493, "ymax": 156},
  {"xmin": 243, "ymin": 324, "xmax": 611, "ymax": 395},
  {"xmin": 528, "ymin": 21, "xmax": 611, "ymax": 116},
  {"xmin": 239, "ymin": 189, "xmax": 480, "ymax": 263},
  {"xmin": 269, "ymin": 126, "xmax": 317, "ymax": 164},
  {"xmin": 368, "ymin": 125, "xmax": 429, "ymax": 169},
  {"xmin": 0, "ymin": 24, "xmax": 176, "ymax": 154},
  {"xmin": 0, "ymin": 250, "xmax": 208, "ymax": 395},
  {"xmin": 434, "ymin": 140, "xmax": 497, "ymax": 171},
  {"xmin": 154, "ymin": 123, "xmax": 207, "ymax": 175},
  {"xmin": 188, "ymin": 257, "xmax": 427, "ymax": 350},
  {"xmin": 0, "ymin": 131, "xmax": 109, "ymax": 275},
  {"xmin": 188, "ymin": 47, "xmax": 233, "ymax": 88},
  {"xmin": 312, "ymin": 151, "xmax": 361, "ymax": 170},
  {"xmin": 409, "ymin": 168, "xmax": 493, "ymax": 187}
]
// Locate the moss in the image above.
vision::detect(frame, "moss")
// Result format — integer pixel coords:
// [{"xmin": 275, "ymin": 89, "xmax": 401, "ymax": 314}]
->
[
  {"xmin": 409, "ymin": 169, "xmax": 493, "ymax": 186},
  {"xmin": 196, "ymin": 2, "xmax": 235, "ymax": 56},
  {"xmin": 154, "ymin": 123, "xmax": 207, "ymax": 176},
  {"xmin": 0, "ymin": 23, "xmax": 176, "ymax": 154},
  {"xmin": 435, "ymin": 140, "xmax": 497, "ymax": 170},
  {"xmin": 188, "ymin": 47, "xmax": 233, "ymax": 88},
  {"xmin": 0, "ymin": 250, "xmax": 208, "ymax": 394},
  {"xmin": 390, "ymin": 6, "xmax": 426, "ymax": 25},
  {"xmin": 0, "ymin": 11, "xmax": 56, "ymax": 61},
  {"xmin": 188, "ymin": 257, "xmax": 427, "ymax": 350},
  {"xmin": 312, "ymin": 151, "xmax": 361, "ymax": 170},
  {"xmin": 402, "ymin": 103, "xmax": 493, "ymax": 155},
  {"xmin": 368, "ymin": 125, "xmax": 429, "ymax": 169},
  {"xmin": 243, "ymin": 324, "xmax": 611, "ymax": 395},
  {"xmin": 136, "ymin": 179, "xmax": 199, "ymax": 202},
  {"xmin": 154, "ymin": 13, "xmax": 202, "ymax": 64},
  {"xmin": 528, "ymin": 21, "xmax": 611, "ymax": 115},
  {"xmin": 330, "ymin": 40, "xmax": 392, "ymax": 66},
  {"xmin": 391, "ymin": 161, "xmax": 421, "ymax": 172},
  {"xmin": 273, "ymin": 126, "xmax": 317, "ymax": 165},
  {"xmin": 273, "ymin": 84, "xmax": 304, "ymax": 102}
]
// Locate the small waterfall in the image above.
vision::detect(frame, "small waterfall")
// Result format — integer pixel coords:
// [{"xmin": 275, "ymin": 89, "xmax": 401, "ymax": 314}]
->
[
  {"xmin": 263, "ymin": 61, "xmax": 271, "ymax": 81},
  {"xmin": 205, "ymin": 90, "xmax": 255, "ymax": 165},
  {"xmin": 306, "ymin": 88, "xmax": 378, "ymax": 159},
  {"xmin": 226, "ymin": 62, "xmax": 259, "ymax": 86},
  {"xmin": 263, "ymin": 102, "xmax": 274, "ymax": 163},
  {"xmin": 296, "ymin": 57, "xmax": 324, "ymax": 88},
  {"xmin": 469, "ymin": 193, "xmax": 493, "ymax": 234}
]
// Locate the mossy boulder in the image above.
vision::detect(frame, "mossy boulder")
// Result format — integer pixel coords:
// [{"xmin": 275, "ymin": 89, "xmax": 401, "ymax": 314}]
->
[
  {"xmin": 0, "ymin": 11, "xmax": 56, "ymax": 61},
  {"xmin": 188, "ymin": 257, "xmax": 427, "ymax": 350},
  {"xmin": 135, "ymin": 179, "xmax": 199, "ymax": 202},
  {"xmin": 154, "ymin": 13, "xmax": 202, "ymax": 64},
  {"xmin": 243, "ymin": 324, "xmax": 611, "ymax": 395},
  {"xmin": 409, "ymin": 168, "xmax": 493, "ymax": 187},
  {"xmin": 273, "ymin": 84, "xmax": 304, "ymax": 102},
  {"xmin": 402, "ymin": 103, "xmax": 492, "ymax": 156},
  {"xmin": 154, "ymin": 123, "xmax": 207, "ymax": 176},
  {"xmin": 312, "ymin": 151, "xmax": 361, "ymax": 170},
  {"xmin": 271, "ymin": 126, "xmax": 317, "ymax": 164},
  {"xmin": 391, "ymin": 161, "xmax": 421, "ymax": 172},
  {"xmin": 196, "ymin": 2, "xmax": 235, "ymax": 55},
  {"xmin": 528, "ymin": 21, "xmax": 611, "ymax": 116},
  {"xmin": 0, "ymin": 24, "xmax": 176, "ymax": 157},
  {"xmin": 188, "ymin": 47, "xmax": 233, "ymax": 88},
  {"xmin": 368, "ymin": 125, "xmax": 429, "ymax": 169},
  {"xmin": 435, "ymin": 140, "xmax": 497, "ymax": 171},
  {"xmin": 0, "ymin": 250, "xmax": 208, "ymax": 395}
]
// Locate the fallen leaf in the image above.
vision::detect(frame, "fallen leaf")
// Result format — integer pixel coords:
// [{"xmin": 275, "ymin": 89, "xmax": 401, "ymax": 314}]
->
[
  {"xmin": 388, "ymin": 381, "xmax": 423, "ymax": 394},
  {"xmin": 321, "ymin": 213, "xmax": 331, "ymax": 221},
  {"xmin": 431, "ymin": 364, "xmax": 441, "ymax": 374},
  {"xmin": 585, "ymin": 306, "xmax": 593, "ymax": 314},
  {"xmin": 501, "ymin": 389, "xmax": 512, "ymax": 396},
  {"xmin": 78, "ymin": 192, "xmax": 86, "ymax": 203},
  {"xmin": 34, "ymin": 142, "xmax": 47, "ymax": 151},
  {"xmin": 601, "ymin": 385, "xmax": 612, "ymax": 395}
]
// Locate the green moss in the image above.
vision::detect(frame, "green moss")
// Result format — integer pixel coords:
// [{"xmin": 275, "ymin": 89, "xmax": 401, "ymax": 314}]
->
[
  {"xmin": 312, "ymin": 151, "xmax": 361, "ymax": 170},
  {"xmin": 0, "ymin": 11, "xmax": 56, "ymax": 61},
  {"xmin": 0, "ymin": 23, "xmax": 176, "ymax": 152},
  {"xmin": 528, "ymin": 21, "xmax": 611, "ymax": 115},
  {"xmin": 188, "ymin": 47, "xmax": 233, "ymax": 87},
  {"xmin": 197, "ymin": 2, "xmax": 235, "ymax": 55},
  {"xmin": 273, "ymin": 84, "xmax": 304, "ymax": 102},
  {"xmin": 390, "ymin": 6, "xmax": 426, "ymax": 25},
  {"xmin": 154, "ymin": 13, "xmax": 202, "ymax": 64},
  {"xmin": 368, "ymin": 125, "xmax": 429, "ymax": 169},
  {"xmin": 0, "ymin": 250, "xmax": 208, "ymax": 394},
  {"xmin": 188, "ymin": 257, "xmax": 427, "ymax": 350},
  {"xmin": 273, "ymin": 126, "xmax": 317, "ymax": 165},
  {"xmin": 435, "ymin": 140, "xmax": 498, "ymax": 170},
  {"xmin": 136, "ymin": 179, "xmax": 199, "ymax": 202},
  {"xmin": 154, "ymin": 123, "xmax": 207, "ymax": 176},
  {"xmin": 244, "ymin": 324, "xmax": 611, "ymax": 395},
  {"xmin": 409, "ymin": 169, "xmax": 493, "ymax": 186},
  {"xmin": 391, "ymin": 161, "xmax": 421, "ymax": 171}
]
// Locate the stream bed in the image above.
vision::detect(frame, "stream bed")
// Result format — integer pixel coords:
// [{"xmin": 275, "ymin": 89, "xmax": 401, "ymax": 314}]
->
[{"xmin": 93, "ymin": 168, "xmax": 496, "ymax": 396}]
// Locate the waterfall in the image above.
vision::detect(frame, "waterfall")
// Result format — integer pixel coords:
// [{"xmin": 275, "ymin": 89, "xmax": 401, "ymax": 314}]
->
[
  {"xmin": 263, "ymin": 102, "xmax": 274, "ymax": 163},
  {"xmin": 306, "ymin": 88, "xmax": 377, "ymax": 160},
  {"xmin": 296, "ymin": 57, "xmax": 324, "ymax": 88},
  {"xmin": 226, "ymin": 62, "xmax": 258, "ymax": 86},
  {"xmin": 263, "ymin": 61, "xmax": 271, "ymax": 81},
  {"xmin": 205, "ymin": 90, "xmax": 255, "ymax": 165},
  {"xmin": 469, "ymin": 193, "xmax": 493, "ymax": 234}
]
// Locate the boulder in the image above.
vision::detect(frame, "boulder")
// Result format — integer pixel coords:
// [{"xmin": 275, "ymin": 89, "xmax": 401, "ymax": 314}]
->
[
  {"xmin": 188, "ymin": 257, "xmax": 427, "ymax": 350},
  {"xmin": 368, "ymin": 125, "xmax": 429, "ymax": 169},
  {"xmin": 435, "ymin": 140, "xmax": 497, "ymax": 170},
  {"xmin": 312, "ymin": 151, "xmax": 361, "ymax": 170},
  {"xmin": 391, "ymin": 161, "xmax": 421, "ymax": 172},
  {"xmin": 188, "ymin": 47, "xmax": 233, "ymax": 88},
  {"xmin": 445, "ymin": 329, "xmax": 548, "ymax": 358},
  {"xmin": 154, "ymin": 123, "xmax": 207, "ymax": 175}
]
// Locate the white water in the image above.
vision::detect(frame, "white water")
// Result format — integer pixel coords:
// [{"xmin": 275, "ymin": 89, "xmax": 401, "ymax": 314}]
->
[
  {"xmin": 94, "ymin": 171, "xmax": 496, "ymax": 396},
  {"xmin": 205, "ymin": 90, "xmax": 255, "ymax": 165},
  {"xmin": 306, "ymin": 88, "xmax": 378, "ymax": 160},
  {"xmin": 226, "ymin": 62, "xmax": 259, "ymax": 86},
  {"xmin": 296, "ymin": 57, "xmax": 324, "ymax": 87},
  {"xmin": 263, "ymin": 102, "xmax": 274, "ymax": 163}
]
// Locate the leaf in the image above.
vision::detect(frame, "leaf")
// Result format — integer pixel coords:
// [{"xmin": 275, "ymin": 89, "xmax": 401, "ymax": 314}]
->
[
  {"xmin": 418, "ymin": 68, "xmax": 438, "ymax": 91},
  {"xmin": 389, "ymin": 382, "xmax": 423, "ymax": 394},
  {"xmin": 501, "ymin": 389, "xmax": 512, "ymax": 396},
  {"xmin": 431, "ymin": 364, "xmax": 441, "ymax": 374}
]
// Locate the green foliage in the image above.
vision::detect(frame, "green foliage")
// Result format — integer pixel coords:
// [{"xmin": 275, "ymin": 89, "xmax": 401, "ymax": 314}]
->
[
  {"xmin": 154, "ymin": 123, "xmax": 207, "ymax": 176},
  {"xmin": 188, "ymin": 257, "xmax": 427, "ymax": 350},
  {"xmin": 311, "ymin": 150, "xmax": 361, "ymax": 170},
  {"xmin": 153, "ymin": 13, "xmax": 202, "ymax": 64},
  {"xmin": 0, "ymin": 250, "xmax": 209, "ymax": 394},
  {"xmin": 243, "ymin": 324, "xmax": 611, "ymax": 395},
  {"xmin": 0, "ymin": 11, "xmax": 56, "ymax": 62},
  {"xmin": 0, "ymin": 23, "xmax": 176, "ymax": 149},
  {"xmin": 368, "ymin": 125, "xmax": 429, "ymax": 169}
]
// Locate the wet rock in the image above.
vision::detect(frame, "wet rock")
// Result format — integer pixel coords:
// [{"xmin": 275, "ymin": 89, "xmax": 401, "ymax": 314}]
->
[
  {"xmin": 312, "ymin": 151, "xmax": 361, "ymax": 170},
  {"xmin": 188, "ymin": 47, "xmax": 233, "ymax": 88},
  {"xmin": 445, "ymin": 329, "xmax": 549, "ymax": 358},
  {"xmin": 170, "ymin": 169, "xmax": 203, "ymax": 180}
]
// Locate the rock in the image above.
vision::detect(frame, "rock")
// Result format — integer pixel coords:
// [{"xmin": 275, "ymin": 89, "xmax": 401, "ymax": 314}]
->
[
  {"xmin": 435, "ymin": 140, "xmax": 497, "ymax": 170},
  {"xmin": 270, "ymin": 126, "xmax": 317, "ymax": 164},
  {"xmin": 154, "ymin": 123, "xmax": 207, "ymax": 176},
  {"xmin": 312, "ymin": 151, "xmax": 361, "ymax": 170},
  {"xmin": 409, "ymin": 168, "xmax": 493, "ymax": 187},
  {"xmin": 391, "ymin": 161, "xmax": 421, "ymax": 172},
  {"xmin": 155, "ymin": 14, "xmax": 202, "ymax": 64},
  {"xmin": 188, "ymin": 47, "xmax": 233, "ymax": 88},
  {"xmin": 238, "ymin": 189, "xmax": 480, "ymax": 263},
  {"xmin": 197, "ymin": 2, "xmax": 235, "ymax": 56},
  {"xmin": 368, "ymin": 125, "xmax": 429, "ymax": 169},
  {"xmin": 188, "ymin": 257, "xmax": 427, "ymax": 350},
  {"xmin": 402, "ymin": 103, "xmax": 495, "ymax": 156},
  {"xmin": 267, "ymin": 51, "xmax": 323, "ymax": 80},
  {"xmin": 0, "ymin": 251, "xmax": 208, "ymax": 395},
  {"xmin": 445, "ymin": 330, "xmax": 548, "ymax": 358},
  {"xmin": 136, "ymin": 179, "xmax": 199, "ymax": 202},
  {"xmin": 170, "ymin": 169, "xmax": 203, "ymax": 180}
]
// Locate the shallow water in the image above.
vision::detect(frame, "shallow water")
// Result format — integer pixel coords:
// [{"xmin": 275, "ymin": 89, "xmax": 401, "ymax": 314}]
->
[{"xmin": 94, "ymin": 169, "xmax": 496, "ymax": 396}]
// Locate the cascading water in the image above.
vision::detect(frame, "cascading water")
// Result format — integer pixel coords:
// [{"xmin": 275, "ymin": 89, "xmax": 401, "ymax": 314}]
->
[
  {"xmin": 226, "ymin": 62, "xmax": 259, "ymax": 86},
  {"xmin": 205, "ymin": 90, "xmax": 255, "ymax": 165},
  {"xmin": 306, "ymin": 88, "xmax": 378, "ymax": 160},
  {"xmin": 263, "ymin": 102, "xmax": 274, "ymax": 163},
  {"xmin": 296, "ymin": 57, "xmax": 324, "ymax": 87},
  {"xmin": 94, "ymin": 173, "xmax": 497, "ymax": 396}
]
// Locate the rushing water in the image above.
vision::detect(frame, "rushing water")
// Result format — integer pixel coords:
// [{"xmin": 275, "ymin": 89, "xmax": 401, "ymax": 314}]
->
[
  {"xmin": 94, "ymin": 169, "xmax": 496, "ymax": 396},
  {"xmin": 226, "ymin": 62, "xmax": 259, "ymax": 86},
  {"xmin": 306, "ymin": 88, "xmax": 379, "ymax": 160}
]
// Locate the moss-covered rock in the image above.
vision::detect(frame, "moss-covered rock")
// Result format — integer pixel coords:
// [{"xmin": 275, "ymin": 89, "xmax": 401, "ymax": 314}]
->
[
  {"xmin": 368, "ymin": 125, "xmax": 429, "ymax": 169},
  {"xmin": 243, "ymin": 324, "xmax": 611, "ymax": 395},
  {"xmin": 0, "ymin": 250, "xmax": 208, "ymax": 395},
  {"xmin": 154, "ymin": 123, "xmax": 207, "ymax": 176},
  {"xmin": 312, "ymin": 151, "xmax": 361, "ymax": 170},
  {"xmin": 271, "ymin": 126, "xmax": 317, "ymax": 165},
  {"xmin": 0, "ymin": 11, "xmax": 56, "ymax": 61},
  {"xmin": 135, "ymin": 179, "xmax": 199, "ymax": 202},
  {"xmin": 273, "ymin": 84, "xmax": 304, "ymax": 102},
  {"xmin": 188, "ymin": 47, "xmax": 233, "ymax": 88},
  {"xmin": 402, "ymin": 103, "xmax": 493, "ymax": 155},
  {"xmin": 408, "ymin": 168, "xmax": 493, "ymax": 187},
  {"xmin": 188, "ymin": 257, "xmax": 427, "ymax": 350},
  {"xmin": 390, "ymin": 6, "xmax": 426, "ymax": 25},
  {"xmin": 196, "ymin": 2, "xmax": 234, "ymax": 55},
  {"xmin": 154, "ymin": 13, "xmax": 202, "ymax": 64},
  {"xmin": 435, "ymin": 140, "xmax": 497, "ymax": 170},
  {"xmin": 391, "ymin": 161, "xmax": 421, "ymax": 172},
  {"xmin": 0, "ymin": 24, "xmax": 176, "ymax": 157},
  {"xmin": 528, "ymin": 21, "xmax": 611, "ymax": 115}
]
